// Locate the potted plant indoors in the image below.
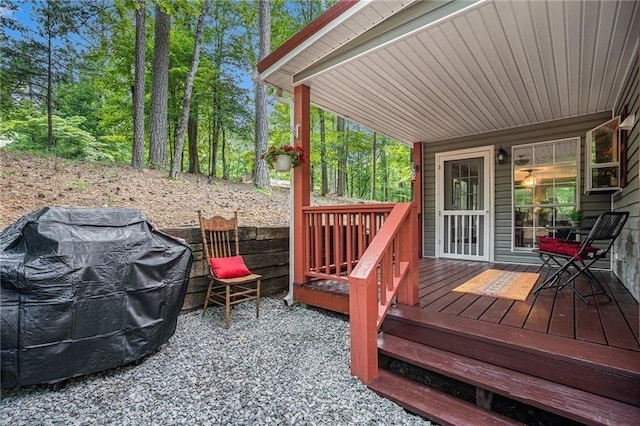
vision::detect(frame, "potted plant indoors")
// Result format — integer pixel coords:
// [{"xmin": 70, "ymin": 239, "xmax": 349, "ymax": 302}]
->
[
  {"xmin": 261, "ymin": 145, "xmax": 307, "ymax": 172},
  {"xmin": 569, "ymin": 209, "xmax": 583, "ymax": 227}
]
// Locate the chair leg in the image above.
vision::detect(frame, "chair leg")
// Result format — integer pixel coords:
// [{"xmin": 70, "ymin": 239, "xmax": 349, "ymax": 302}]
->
[
  {"xmin": 202, "ymin": 282, "xmax": 213, "ymax": 317},
  {"xmin": 256, "ymin": 279, "xmax": 261, "ymax": 319},
  {"xmin": 225, "ymin": 285, "xmax": 231, "ymax": 328},
  {"xmin": 534, "ymin": 259, "xmax": 573, "ymax": 293},
  {"xmin": 561, "ymin": 262, "xmax": 610, "ymax": 304}
]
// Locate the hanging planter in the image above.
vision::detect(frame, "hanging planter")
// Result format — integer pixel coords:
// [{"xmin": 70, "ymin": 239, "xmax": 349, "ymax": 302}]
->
[
  {"xmin": 261, "ymin": 145, "xmax": 307, "ymax": 172},
  {"xmin": 274, "ymin": 154, "xmax": 292, "ymax": 172}
]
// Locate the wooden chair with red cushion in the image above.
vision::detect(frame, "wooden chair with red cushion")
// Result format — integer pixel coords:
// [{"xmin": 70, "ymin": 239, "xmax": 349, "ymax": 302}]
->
[{"xmin": 198, "ymin": 210, "xmax": 261, "ymax": 327}]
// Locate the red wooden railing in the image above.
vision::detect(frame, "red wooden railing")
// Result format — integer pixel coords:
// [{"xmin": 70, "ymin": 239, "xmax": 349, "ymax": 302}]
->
[
  {"xmin": 302, "ymin": 204, "xmax": 395, "ymax": 282},
  {"xmin": 348, "ymin": 202, "xmax": 419, "ymax": 383}
]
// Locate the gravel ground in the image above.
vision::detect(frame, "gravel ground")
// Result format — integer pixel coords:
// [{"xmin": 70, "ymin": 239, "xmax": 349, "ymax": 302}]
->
[{"xmin": 0, "ymin": 297, "xmax": 431, "ymax": 426}]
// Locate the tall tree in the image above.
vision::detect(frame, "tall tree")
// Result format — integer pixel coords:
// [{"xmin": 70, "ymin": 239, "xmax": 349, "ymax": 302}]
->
[
  {"xmin": 170, "ymin": 0, "xmax": 210, "ymax": 179},
  {"xmin": 318, "ymin": 109, "xmax": 328, "ymax": 196},
  {"xmin": 336, "ymin": 116, "xmax": 346, "ymax": 196},
  {"xmin": 370, "ymin": 131, "xmax": 377, "ymax": 200},
  {"xmin": 131, "ymin": 0, "xmax": 146, "ymax": 170},
  {"xmin": 187, "ymin": 101, "xmax": 199, "ymax": 173},
  {"xmin": 253, "ymin": 0, "xmax": 270, "ymax": 190},
  {"xmin": 149, "ymin": 4, "xmax": 170, "ymax": 167}
]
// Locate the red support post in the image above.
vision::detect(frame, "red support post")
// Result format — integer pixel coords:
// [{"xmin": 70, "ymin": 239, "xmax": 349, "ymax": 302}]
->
[
  {"xmin": 294, "ymin": 85, "xmax": 311, "ymax": 285},
  {"xmin": 396, "ymin": 204, "xmax": 419, "ymax": 306},
  {"xmin": 412, "ymin": 142, "xmax": 422, "ymax": 258},
  {"xmin": 349, "ymin": 275, "xmax": 378, "ymax": 383}
]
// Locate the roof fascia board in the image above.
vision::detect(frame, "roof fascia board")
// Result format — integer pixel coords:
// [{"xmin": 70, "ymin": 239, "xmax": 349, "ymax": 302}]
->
[
  {"xmin": 257, "ymin": 0, "xmax": 372, "ymax": 80},
  {"xmin": 293, "ymin": 0, "xmax": 486, "ymax": 85}
]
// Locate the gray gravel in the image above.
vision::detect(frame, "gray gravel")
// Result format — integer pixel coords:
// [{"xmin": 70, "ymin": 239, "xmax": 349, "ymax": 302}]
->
[{"xmin": 1, "ymin": 297, "xmax": 431, "ymax": 425}]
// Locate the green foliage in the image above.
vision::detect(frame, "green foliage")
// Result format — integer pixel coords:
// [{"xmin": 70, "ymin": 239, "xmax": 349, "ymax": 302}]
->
[
  {"xmin": 0, "ymin": 0, "xmax": 413, "ymax": 203},
  {"xmin": 66, "ymin": 180, "xmax": 88, "ymax": 191},
  {"xmin": 1, "ymin": 115, "xmax": 114, "ymax": 161}
]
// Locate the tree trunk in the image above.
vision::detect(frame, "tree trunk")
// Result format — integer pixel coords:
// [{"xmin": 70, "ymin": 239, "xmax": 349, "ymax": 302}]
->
[
  {"xmin": 253, "ymin": 0, "xmax": 271, "ymax": 191},
  {"xmin": 211, "ymin": 118, "xmax": 219, "ymax": 178},
  {"xmin": 222, "ymin": 127, "xmax": 229, "ymax": 180},
  {"xmin": 170, "ymin": 0, "xmax": 210, "ymax": 179},
  {"xmin": 46, "ymin": 3, "xmax": 53, "ymax": 150},
  {"xmin": 319, "ymin": 109, "xmax": 328, "ymax": 196},
  {"xmin": 336, "ymin": 116, "xmax": 346, "ymax": 196},
  {"xmin": 149, "ymin": 5, "xmax": 170, "ymax": 168},
  {"xmin": 210, "ymin": 84, "xmax": 219, "ymax": 177},
  {"xmin": 187, "ymin": 101, "xmax": 199, "ymax": 174},
  {"xmin": 132, "ymin": 0, "xmax": 146, "ymax": 170},
  {"xmin": 382, "ymin": 148, "xmax": 389, "ymax": 200},
  {"xmin": 371, "ymin": 131, "xmax": 377, "ymax": 200}
]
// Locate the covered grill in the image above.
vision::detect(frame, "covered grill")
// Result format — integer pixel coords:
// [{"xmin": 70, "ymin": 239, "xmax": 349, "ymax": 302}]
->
[{"xmin": 1, "ymin": 207, "xmax": 193, "ymax": 388}]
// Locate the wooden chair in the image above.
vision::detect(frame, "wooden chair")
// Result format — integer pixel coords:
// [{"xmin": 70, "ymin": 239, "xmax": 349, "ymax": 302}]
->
[{"xmin": 198, "ymin": 210, "xmax": 261, "ymax": 327}]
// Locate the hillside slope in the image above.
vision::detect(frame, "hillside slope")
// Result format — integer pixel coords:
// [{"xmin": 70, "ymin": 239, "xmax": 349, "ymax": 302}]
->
[{"xmin": 0, "ymin": 151, "xmax": 356, "ymax": 230}]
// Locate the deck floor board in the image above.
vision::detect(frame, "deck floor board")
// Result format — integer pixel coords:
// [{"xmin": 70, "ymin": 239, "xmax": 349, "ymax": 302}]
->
[
  {"xmin": 303, "ymin": 258, "xmax": 639, "ymax": 353},
  {"xmin": 417, "ymin": 258, "xmax": 639, "ymax": 352}
]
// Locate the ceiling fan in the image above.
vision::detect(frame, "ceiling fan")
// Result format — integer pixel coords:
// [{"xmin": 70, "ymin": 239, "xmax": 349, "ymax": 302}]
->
[
  {"xmin": 514, "ymin": 155, "xmax": 530, "ymax": 166},
  {"xmin": 522, "ymin": 169, "xmax": 536, "ymax": 186}
]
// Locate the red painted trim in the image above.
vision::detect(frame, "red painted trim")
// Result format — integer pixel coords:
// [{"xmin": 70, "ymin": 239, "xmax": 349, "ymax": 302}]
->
[
  {"xmin": 256, "ymin": 0, "xmax": 360, "ymax": 74},
  {"xmin": 349, "ymin": 202, "xmax": 417, "ymax": 382},
  {"xmin": 293, "ymin": 85, "xmax": 311, "ymax": 285},
  {"xmin": 412, "ymin": 142, "xmax": 423, "ymax": 256}
]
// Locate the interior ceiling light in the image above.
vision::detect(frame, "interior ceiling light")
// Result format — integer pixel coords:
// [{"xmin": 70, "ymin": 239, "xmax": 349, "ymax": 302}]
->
[{"xmin": 522, "ymin": 170, "xmax": 536, "ymax": 186}]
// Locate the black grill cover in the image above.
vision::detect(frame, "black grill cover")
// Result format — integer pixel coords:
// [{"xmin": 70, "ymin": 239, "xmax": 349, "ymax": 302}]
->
[{"xmin": 0, "ymin": 207, "xmax": 193, "ymax": 388}]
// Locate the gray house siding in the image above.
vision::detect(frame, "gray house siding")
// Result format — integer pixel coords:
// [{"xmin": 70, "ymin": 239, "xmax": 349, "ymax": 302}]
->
[
  {"xmin": 613, "ymin": 52, "xmax": 639, "ymax": 301},
  {"xmin": 421, "ymin": 111, "xmax": 614, "ymax": 265}
]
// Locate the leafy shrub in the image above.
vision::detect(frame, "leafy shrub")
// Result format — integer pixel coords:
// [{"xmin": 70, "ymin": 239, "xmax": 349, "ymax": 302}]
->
[{"xmin": 0, "ymin": 115, "xmax": 114, "ymax": 161}]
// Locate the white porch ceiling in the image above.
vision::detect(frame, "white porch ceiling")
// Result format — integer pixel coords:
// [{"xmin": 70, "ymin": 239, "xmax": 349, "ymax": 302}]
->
[{"xmin": 257, "ymin": 0, "xmax": 640, "ymax": 146}]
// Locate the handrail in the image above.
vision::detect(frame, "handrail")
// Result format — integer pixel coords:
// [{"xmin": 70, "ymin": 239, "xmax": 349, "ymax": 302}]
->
[
  {"xmin": 348, "ymin": 202, "xmax": 418, "ymax": 383},
  {"xmin": 302, "ymin": 204, "xmax": 395, "ymax": 282}
]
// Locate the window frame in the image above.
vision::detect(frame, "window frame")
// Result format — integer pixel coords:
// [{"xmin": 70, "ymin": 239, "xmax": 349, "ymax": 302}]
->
[{"xmin": 511, "ymin": 137, "xmax": 581, "ymax": 252}]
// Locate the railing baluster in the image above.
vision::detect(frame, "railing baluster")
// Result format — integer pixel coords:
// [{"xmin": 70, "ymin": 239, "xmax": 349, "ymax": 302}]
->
[
  {"xmin": 300, "ymin": 204, "xmax": 396, "ymax": 281},
  {"xmin": 305, "ymin": 213, "xmax": 312, "ymax": 272},
  {"xmin": 334, "ymin": 213, "xmax": 341, "ymax": 277},
  {"xmin": 313, "ymin": 213, "xmax": 321, "ymax": 272},
  {"xmin": 324, "ymin": 213, "xmax": 331, "ymax": 275}
]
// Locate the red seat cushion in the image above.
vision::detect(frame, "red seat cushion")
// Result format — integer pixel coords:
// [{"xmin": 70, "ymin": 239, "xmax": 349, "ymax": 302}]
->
[
  {"xmin": 538, "ymin": 242, "xmax": 598, "ymax": 260},
  {"xmin": 552, "ymin": 243, "xmax": 598, "ymax": 260},
  {"xmin": 209, "ymin": 255, "xmax": 252, "ymax": 279},
  {"xmin": 537, "ymin": 236, "xmax": 563, "ymax": 244},
  {"xmin": 538, "ymin": 241, "xmax": 562, "ymax": 252}
]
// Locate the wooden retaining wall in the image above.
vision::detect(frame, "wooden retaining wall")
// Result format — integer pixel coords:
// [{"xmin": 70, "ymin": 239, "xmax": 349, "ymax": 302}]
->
[{"xmin": 162, "ymin": 226, "xmax": 290, "ymax": 313}]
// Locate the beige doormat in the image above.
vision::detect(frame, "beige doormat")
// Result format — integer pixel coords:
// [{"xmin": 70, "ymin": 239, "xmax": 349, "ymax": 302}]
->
[{"xmin": 452, "ymin": 269, "xmax": 540, "ymax": 301}]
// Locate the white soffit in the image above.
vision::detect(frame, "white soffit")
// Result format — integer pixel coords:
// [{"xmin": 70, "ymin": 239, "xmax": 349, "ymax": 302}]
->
[{"xmin": 262, "ymin": 0, "xmax": 640, "ymax": 146}]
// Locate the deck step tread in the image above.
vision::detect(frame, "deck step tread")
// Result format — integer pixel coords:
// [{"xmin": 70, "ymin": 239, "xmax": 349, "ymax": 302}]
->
[
  {"xmin": 368, "ymin": 369, "xmax": 521, "ymax": 426},
  {"xmin": 379, "ymin": 333, "xmax": 640, "ymax": 425}
]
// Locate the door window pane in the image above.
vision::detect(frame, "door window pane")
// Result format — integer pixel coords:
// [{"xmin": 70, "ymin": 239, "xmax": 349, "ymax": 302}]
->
[{"xmin": 444, "ymin": 157, "xmax": 483, "ymax": 210}]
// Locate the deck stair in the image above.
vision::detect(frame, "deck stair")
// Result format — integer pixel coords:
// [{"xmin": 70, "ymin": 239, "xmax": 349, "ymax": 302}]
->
[{"xmin": 370, "ymin": 305, "xmax": 640, "ymax": 425}]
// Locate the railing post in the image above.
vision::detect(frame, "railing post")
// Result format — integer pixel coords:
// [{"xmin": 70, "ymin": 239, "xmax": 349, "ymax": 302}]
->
[
  {"xmin": 349, "ymin": 275, "xmax": 378, "ymax": 383},
  {"xmin": 396, "ymin": 203, "xmax": 419, "ymax": 306}
]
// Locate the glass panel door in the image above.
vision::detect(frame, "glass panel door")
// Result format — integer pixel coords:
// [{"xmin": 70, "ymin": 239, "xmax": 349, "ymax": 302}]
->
[{"xmin": 437, "ymin": 149, "xmax": 491, "ymax": 261}]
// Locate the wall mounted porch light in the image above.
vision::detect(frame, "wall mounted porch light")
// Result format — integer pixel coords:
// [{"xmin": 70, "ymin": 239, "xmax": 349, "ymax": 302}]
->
[
  {"xmin": 620, "ymin": 113, "xmax": 635, "ymax": 130},
  {"xmin": 496, "ymin": 146, "xmax": 508, "ymax": 164}
]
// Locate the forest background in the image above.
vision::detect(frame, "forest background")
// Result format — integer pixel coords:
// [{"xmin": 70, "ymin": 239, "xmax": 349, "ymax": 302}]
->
[{"xmin": 0, "ymin": 0, "xmax": 413, "ymax": 202}]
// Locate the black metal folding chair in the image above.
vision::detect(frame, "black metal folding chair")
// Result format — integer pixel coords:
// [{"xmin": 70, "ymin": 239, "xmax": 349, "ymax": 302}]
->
[
  {"xmin": 534, "ymin": 215, "xmax": 599, "ymax": 274},
  {"xmin": 533, "ymin": 212, "xmax": 629, "ymax": 304}
]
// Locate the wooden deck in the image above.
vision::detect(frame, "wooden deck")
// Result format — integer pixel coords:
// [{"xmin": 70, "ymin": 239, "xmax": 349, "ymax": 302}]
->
[
  {"xmin": 299, "ymin": 257, "xmax": 640, "ymax": 424},
  {"xmin": 415, "ymin": 258, "xmax": 639, "ymax": 352}
]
